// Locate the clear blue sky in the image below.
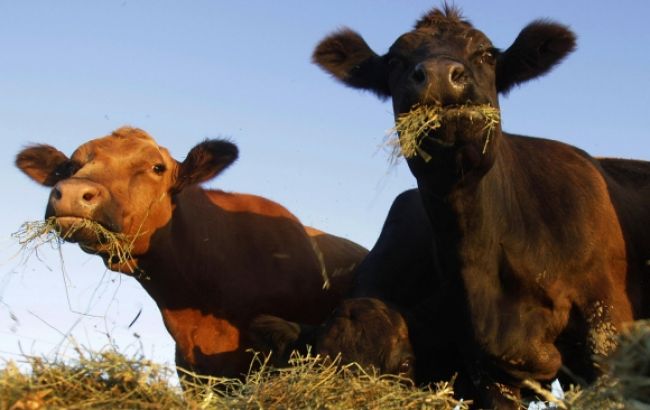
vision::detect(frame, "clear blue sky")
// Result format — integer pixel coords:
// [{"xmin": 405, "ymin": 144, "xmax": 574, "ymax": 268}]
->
[{"xmin": 1, "ymin": 1, "xmax": 649, "ymax": 370}]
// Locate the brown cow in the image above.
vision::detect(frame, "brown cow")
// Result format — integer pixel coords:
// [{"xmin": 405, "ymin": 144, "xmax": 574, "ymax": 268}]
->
[
  {"xmin": 313, "ymin": 5, "xmax": 650, "ymax": 408},
  {"xmin": 15, "ymin": 126, "xmax": 368, "ymax": 379}
]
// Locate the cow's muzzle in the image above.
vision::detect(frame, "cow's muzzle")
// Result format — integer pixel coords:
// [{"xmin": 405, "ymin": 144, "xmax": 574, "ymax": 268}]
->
[{"xmin": 45, "ymin": 178, "xmax": 118, "ymax": 243}]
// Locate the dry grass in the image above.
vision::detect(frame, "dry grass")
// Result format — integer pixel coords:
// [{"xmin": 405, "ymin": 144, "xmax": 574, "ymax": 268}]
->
[
  {"xmin": 5, "ymin": 321, "xmax": 650, "ymax": 409},
  {"xmin": 1, "ymin": 349, "xmax": 186, "ymax": 410},
  {"xmin": 1, "ymin": 350, "xmax": 468, "ymax": 410},
  {"xmin": 386, "ymin": 104, "xmax": 501, "ymax": 163},
  {"xmin": 12, "ymin": 217, "xmax": 134, "ymax": 269}
]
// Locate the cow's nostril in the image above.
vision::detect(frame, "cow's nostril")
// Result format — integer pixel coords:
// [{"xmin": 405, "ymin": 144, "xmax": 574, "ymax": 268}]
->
[
  {"xmin": 52, "ymin": 187, "xmax": 62, "ymax": 201},
  {"xmin": 412, "ymin": 64, "xmax": 427, "ymax": 85},
  {"xmin": 449, "ymin": 64, "xmax": 466, "ymax": 86},
  {"xmin": 82, "ymin": 192, "xmax": 96, "ymax": 202}
]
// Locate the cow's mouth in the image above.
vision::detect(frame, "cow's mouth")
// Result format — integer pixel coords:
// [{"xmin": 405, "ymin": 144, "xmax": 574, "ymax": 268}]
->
[
  {"xmin": 52, "ymin": 216, "xmax": 133, "ymax": 260},
  {"xmin": 390, "ymin": 104, "xmax": 500, "ymax": 162},
  {"xmin": 54, "ymin": 216, "xmax": 112, "ymax": 244}
]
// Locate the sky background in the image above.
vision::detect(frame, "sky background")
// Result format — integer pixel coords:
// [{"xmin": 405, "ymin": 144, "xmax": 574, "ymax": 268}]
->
[{"xmin": 1, "ymin": 1, "xmax": 649, "ymax": 374}]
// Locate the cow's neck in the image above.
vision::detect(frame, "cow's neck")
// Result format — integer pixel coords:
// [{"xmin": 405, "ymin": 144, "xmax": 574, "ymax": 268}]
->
[
  {"xmin": 125, "ymin": 189, "xmax": 248, "ymax": 370},
  {"xmin": 418, "ymin": 134, "xmax": 577, "ymax": 368},
  {"xmin": 421, "ymin": 133, "xmax": 576, "ymax": 272},
  {"xmin": 130, "ymin": 189, "xmax": 227, "ymax": 312}
]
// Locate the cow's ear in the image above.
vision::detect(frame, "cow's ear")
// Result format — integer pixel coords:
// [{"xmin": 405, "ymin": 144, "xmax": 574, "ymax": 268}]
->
[
  {"xmin": 15, "ymin": 144, "xmax": 71, "ymax": 187},
  {"xmin": 172, "ymin": 139, "xmax": 238, "ymax": 193},
  {"xmin": 313, "ymin": 28, "xmax": 390, "ymax": 99},
  {"xmin": 496, "ymin": 20, "xmax": 576, "ymax": 94},
  {"xmin": 248, "ymin": 315, "xmax": 302, "ymax": 359}
]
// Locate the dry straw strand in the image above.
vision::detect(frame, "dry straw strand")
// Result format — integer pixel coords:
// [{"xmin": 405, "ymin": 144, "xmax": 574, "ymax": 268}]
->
[{"xmin": 12, "ymin": 217, "xmax": 135, "ymax": 269}]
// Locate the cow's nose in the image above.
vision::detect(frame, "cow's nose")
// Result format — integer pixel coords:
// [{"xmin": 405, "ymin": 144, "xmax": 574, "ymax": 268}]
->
[
  {"xmin": 410, "ymin": 60, "xmax": 469, "ymax": 102},
  {"xmin": 49, "ymin": 179, "xmax": 104, "ymax": 216}
]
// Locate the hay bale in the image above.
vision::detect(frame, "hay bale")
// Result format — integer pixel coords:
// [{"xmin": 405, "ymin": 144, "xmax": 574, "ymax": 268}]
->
[{"xmin": 386, "ymin": 104, "xmax": 500, "ymax": 163}]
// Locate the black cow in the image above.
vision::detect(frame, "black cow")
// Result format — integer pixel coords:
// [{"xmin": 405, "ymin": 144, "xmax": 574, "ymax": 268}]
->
[
  {"xmin": 251, "ymin": 297, "xmax": 416, "ymax": 379},
  {"xmin": 250, "ymin": 189, "xmax": 467, "ymax": 385},
  {"xmin": 313, "ymin": 5, "xmax": 650, "ymax": 408},
  {"xmin": 249, "ymin": 190, "xmax": 435, "ymax": 380}
]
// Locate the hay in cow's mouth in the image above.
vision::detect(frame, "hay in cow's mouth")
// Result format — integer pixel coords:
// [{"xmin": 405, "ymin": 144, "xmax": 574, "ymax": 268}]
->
[
  {"xmin": 13, "ymin": 217, "xmax": 134, "ymax": 268},
  {"xmin": 386, "ymin": 104, "xmax": 501, "ymax": 163}
]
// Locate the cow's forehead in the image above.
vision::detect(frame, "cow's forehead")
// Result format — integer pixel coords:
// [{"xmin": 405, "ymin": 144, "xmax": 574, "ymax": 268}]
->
[
  {"xmin": 389, "ymin": 7, "xmax": 492, "ymax": 55},
  {"xmin": 71, "ymin": 127, "xmax": 165, "ymax": 163},
  {"xmin": 390, "ymin": 25, "xmax": 491, "ymax": 55}
]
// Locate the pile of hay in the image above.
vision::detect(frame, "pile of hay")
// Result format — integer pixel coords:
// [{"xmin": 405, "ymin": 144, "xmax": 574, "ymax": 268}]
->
[
  {"xmin": 560, "ymin": 320, "xmax": 650, "ymax": 409},
  {"xmin": 386, "ymin": 104, "xmax": 500, "ymax": 163},
  {"xmin": 12, "ymin": 217, "xmax": 134, "ymax": 268},
  {"xmin": 1, "ymin": 349, "xmax": 186, "ymax": 410},
  {"xmin": 5, "ymin": 321, "xmax": 650, "ymax": 409},
  {"xmin": 1, "ymin": 350, "xmax": 468, "ymax": 409}
]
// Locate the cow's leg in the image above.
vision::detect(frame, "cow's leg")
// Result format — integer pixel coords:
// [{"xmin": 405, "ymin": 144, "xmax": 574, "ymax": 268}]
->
[
  {"xmin": 174, "ymin": 345, "xmax": 200, "ymax": 392},
  {"xmin": 465, "ymin": 360, "xmax": 521, "ymax": 410}
]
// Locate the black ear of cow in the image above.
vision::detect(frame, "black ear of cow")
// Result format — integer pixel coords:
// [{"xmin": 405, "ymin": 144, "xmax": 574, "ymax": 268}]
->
[
  {"xmin": 313, "ymin": 28, "xmax": 390, "ymax": 99},
  {"xmin": 15, "ymin": 144, "xmax": 70, "ymax": 187},
  {"xmin": 173, "ymin": 139, "xmax": 238, "ymax": 193},
  {"xmin": 496, "ymin": 20, "xmax": 576, "ymax": 94}
]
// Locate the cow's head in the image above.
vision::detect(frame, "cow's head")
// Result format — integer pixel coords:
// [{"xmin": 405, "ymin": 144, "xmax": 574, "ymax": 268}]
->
[
  {"xmin": 318, "ymin": 298, "xmax": 415, "ymax": 378},
  {"xmin": 15, "ymin": 127, "xmax": 238, "ymax": 273},
  {"xmin": 314, "ymin": 5, "xmax": 575, "ymax": 181},
  {"xmin": 250, "ymin": 298, "xmax": 415, "ymax": 378}
]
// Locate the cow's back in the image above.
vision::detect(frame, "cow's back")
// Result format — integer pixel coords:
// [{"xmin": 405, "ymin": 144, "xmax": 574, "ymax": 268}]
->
[
  {"xmin": 307, "ymin": 229, "xmax": 368, "ymax": 298},
  {"xmin": 174, "ymin": 188, "xmax": 367, "ymax": 322},
  {"xmin": 351, "ymin": 189, "xmax": 438, "ymax": 306}
]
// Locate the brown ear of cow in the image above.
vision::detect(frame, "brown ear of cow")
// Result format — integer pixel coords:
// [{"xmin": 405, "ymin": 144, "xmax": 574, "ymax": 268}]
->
[
  {"xmin": 172, "ymin": 139, "xmax": 238, "ymax": 193},
  {"xmin": 15, "ymin": 144, "xmax": 70, "ymax": 187},
  {"xmin": 313, "ymin": 28, "xmax": 390, "ymax": 99},
  {"xmin": 496, "ymin": 20, "xmax": 576, "ymax": 94}
]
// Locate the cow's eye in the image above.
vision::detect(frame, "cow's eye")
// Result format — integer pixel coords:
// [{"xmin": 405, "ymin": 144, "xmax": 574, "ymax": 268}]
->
[
  {"xmin": 398, "ymin": 358, "xmax": 413, "ymax": 374},
  {"xmin": 152, "ymin": 163, "xmax": 166, "ymax": 175}
]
